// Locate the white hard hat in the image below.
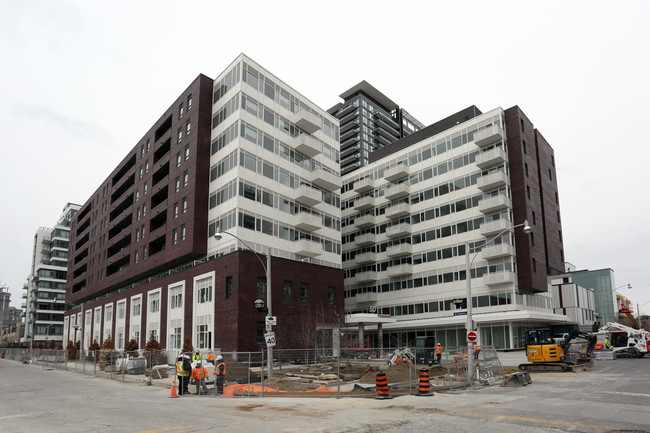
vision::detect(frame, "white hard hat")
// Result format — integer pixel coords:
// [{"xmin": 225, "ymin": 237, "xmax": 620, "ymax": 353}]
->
[{"xmin": 216, "ymin": 355, "xmax": 223, "ymax": 361}]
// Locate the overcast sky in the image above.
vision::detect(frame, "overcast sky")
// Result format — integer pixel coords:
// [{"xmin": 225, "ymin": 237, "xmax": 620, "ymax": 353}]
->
[{"xmin": 1, "ymin": 1, "xmax": 648, "ymax": 314}]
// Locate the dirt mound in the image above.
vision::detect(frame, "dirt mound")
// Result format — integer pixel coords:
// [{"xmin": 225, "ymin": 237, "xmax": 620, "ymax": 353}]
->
[{"xmin": 358, "ymin": 364, "xmax": 416, "ymax": 384}]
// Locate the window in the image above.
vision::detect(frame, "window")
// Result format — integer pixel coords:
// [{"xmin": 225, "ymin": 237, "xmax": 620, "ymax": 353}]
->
[
  {"xmin": 283, "ymin": 280, "xmax": 292, "ymax": 300},
  {"xmin": 176, "ymin": 152, "xmax": 181, "ymax": 167},
  {"xmin": 145, "ymin": 161, "xmax": 149, "ymax": 173},
  {"xmin": 522, "ymin": 140, "xmax": 527, "ymax": 155},
  {"xmin": 172, "ymin": 228, "xmax": 178, "ymax": 245},
  {"xmin": 150, "ymin": 293, "xmax": 160, "ymax": 313},
  {"xmin": 300, "ymin": 283, "xmax": 309, "ymax": 302},
  {"xmin": 549, "ymin": 168, "xmax": 552, "ymax": 180},
  {"xmin": 143, "ymin": 182, "xmax": 148, "ymax": 195},
  {"xmin": 177, "ymin": 127, "xmax": 182, "ymax": 143},
  {"xmin": 526, "ymin": 185, "xmax": 531, "ymax": 199},
  {"xmin": 187, "ymin": 93, "xmax": 192, "ymax": 110},
  {"xmin": 196, "ymin": 323, "xmax": 211, "ymax": 349},
  {"xmin": 186, "ymin": 120, "xmax": 191, "ymax": 135},
  {"xmin": 183, "ymin": 171, "xmax": 189, "ymax": 186},
  {"xmin": 132, "ymin": 299, "xmax": 141, "ymax": 316},
  {"xmin": 170, "ymin": 326, "xmax": 181, "ymax": 349},
  {"xmin": 118, "ymin": 302, "xmax": 125, "ymax": 319},
  {"xmin": 524, "ymin": 163, "xmax": 529, "ymax": 177},
  {"xmin": 257, "ymin": 277, "xmax": 267, "ymax": 299},
  {"xmin": 179, "ymin": 102, "xmax": 184, "ymax": 118},
  {"xmin": 196, "ymin": 277, "xmax": 213, "ymax": 303},
  {"xmin": 170, "ymin": 288, "xmax": 183, "ymax": 309},
  {"xmin": 520, "ymin": 118, "xmax": 525, "ymax": 132},
  {"xmin": 532, "ymin": 258, "xmax": 537, "ymax": 273},
  {"xmin": 182, "ymin": 197, "xmax": 187, "ymax": 214},
  {"xmin": 142, "ymin": 204, "xmax": 146, "ymax": 217},
  {"xmin": 184, "ymin": 144, "xmax": 190, "ymax": 160},
  {"xmin": 226, "ymin": 276, "xmax": 233, "ymax": 298},
  {"xmin": 140, "ymin": 144, "xmax": 145, "ymax": 157},
  {"xmin": 327, "ymin": 286, "xmax": 335, "ymax": 305},
  {"xmin": 181, "ymin": 224, "xmax": 186, "ymax": 241},
  {"xmin": 146, "ymin": 139, "xmax": 150, "ymax": 152},
  {"xmin": 175, "ymin": 177, "xmax": 180, "ymax": 192},
  {"xmin": 174, "ymin": 203, "xmax": 179, "ymax": 218}
]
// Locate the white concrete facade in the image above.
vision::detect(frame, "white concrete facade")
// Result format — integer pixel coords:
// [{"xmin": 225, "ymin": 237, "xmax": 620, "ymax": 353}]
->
[{"xmin": 341, "ymin": 108, "xmax": 570, "ymax": 349}]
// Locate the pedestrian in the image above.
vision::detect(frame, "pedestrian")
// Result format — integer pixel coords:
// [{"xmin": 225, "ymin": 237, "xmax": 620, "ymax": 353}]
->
[
  {"xmin": 207, "ymin": 352, "xmax": 215, "ymax": 364},
  {"xmin": 435, "ymin": 343, "xmax": 443, "ymax": 364},
  {"xmin": 191, "ymin": 361, "xmax": 209, "ymax": 395},
  {"xmin": 182, "ymin": 355, "xmax": 192, "ymax": 395},
  {"xmin": 473, "ymin": 343, "xmax": 481, "ymax": 360},
  {"xmin": 176, "ymin": 356, "xmax": 189, "ymax": 395},
  {"xmin": 604, "ymin": 336, "xmax": 610, "ymax": 349},
  {"xmin": 192, "ymin": 351, "xmax": 201, "ymax": 362},
  {"xmin": 215, "ymin": 355, "xmax": 226, "ymax": 395}
]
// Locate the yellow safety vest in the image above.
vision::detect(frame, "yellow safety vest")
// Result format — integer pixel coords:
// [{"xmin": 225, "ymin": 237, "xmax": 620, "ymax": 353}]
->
[
  {"xmin": 216, "ymin": 362, "xmax": 226, "ymax": 376},
  {"xmin": 176, "ymin": 361, "xmax": 189, "ymax": 377}
]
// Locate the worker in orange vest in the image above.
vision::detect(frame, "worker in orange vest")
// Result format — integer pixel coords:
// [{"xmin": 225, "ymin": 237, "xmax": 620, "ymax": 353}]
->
[
  {"xmin": 207, "ymin": 352, "xmax": 215, "ymax": 364},
  {"xmin": 191, "ymin": 361, "xmax": 209, "ymax": 395},
  {"xmin": 473, "ymin": 343, "xmax": 481, "ymax": 360},
  {"xmin": 215, "ymin": 355, "xmax": 226, "ymax": 395},
  {"xmin": 435, "ymin": 343, "xmax": 443, "ymax": 364}
]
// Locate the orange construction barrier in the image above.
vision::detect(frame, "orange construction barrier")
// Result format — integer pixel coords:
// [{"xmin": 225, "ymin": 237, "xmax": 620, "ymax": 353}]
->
[
  {"xmin": 375, "ymin": 372, "xmax": 391, "ymax": 399},
  {"xmin": 417, "ymin": 369, "xmax": 433, "ymax": 396},
  {"xmin": 169, "ymin": 378, "xmax": 179, "ymax": 398}
]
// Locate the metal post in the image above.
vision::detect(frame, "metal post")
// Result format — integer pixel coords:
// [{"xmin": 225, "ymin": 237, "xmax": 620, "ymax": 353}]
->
[{"xmin": 266, "ymin": 252, "xmax": 273, "ymax": 378}]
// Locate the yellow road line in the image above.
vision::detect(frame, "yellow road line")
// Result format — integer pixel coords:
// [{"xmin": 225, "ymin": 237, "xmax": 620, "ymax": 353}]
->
[
  {"xmin": 463, "ymin": 412, "xmax": 619, "ymax": 431},
  {"xmin": 135, "ymin": 425, "xmax": 194, "ymax": 433}
]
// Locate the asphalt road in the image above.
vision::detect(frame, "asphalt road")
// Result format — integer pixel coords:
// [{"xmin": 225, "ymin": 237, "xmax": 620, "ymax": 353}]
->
[{"xmin": 1, "ymin": 357, "xmax": 649, "ymax": 433}]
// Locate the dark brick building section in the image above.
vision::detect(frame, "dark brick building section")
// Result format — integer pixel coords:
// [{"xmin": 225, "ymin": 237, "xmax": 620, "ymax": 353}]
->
[
  {"xmin": 71, "ymin": 252, "xmax": 344, "ymax": 352},
  {"xmin": 505, "ymin": 106, "xmax": 564, "ymax": 293},
  {"xmin": 67, "ymin": 74, "xmax": 214, "ymax": 305}
]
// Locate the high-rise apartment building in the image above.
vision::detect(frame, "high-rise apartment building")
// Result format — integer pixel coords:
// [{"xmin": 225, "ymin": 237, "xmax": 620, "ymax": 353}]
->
[
  {"xmin": 23, "ymin": 203, "xmax": 80, "ymax": 348},
  {"xmin": 329, "ymin": 81, "xmax": 424, "ymax": 175},
  {"xmin": 341, "ymin": 105, "xmax": 571, "ymax": 349},
  {"xmin": 64, "ymin": 54, "xmax": 344, "ymax": 354}
]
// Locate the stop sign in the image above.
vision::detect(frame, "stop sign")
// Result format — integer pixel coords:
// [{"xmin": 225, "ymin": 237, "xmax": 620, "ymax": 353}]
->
[{"xmin": 467, "ymin": 330, "xmax": 478, "ymax": 342}]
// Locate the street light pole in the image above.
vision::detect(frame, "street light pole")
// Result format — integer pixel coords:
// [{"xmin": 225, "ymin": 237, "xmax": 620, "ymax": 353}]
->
[
  {"xmin": 601, "ymin": 283, "xmax": 631, "ymax": 324},
  {"xmin": 466, "ymin": 219, "xmax": 532, "ymax": 384},
  {"xmin": 214, "ymin": 227, "xmax": 273, "ymax": 378}
]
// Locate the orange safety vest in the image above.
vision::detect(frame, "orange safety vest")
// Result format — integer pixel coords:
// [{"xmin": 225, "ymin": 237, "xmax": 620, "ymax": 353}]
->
[
  {"xmin": 435, "ymin": 345, "xmax": 443, "ymax": 355},
  {"xmin": 176, "ymin": 361, "xmax": 189, "ymax": 377},
  {"xmin": 191, "ymin": 367, "xmax": 208, "ymax": 381},
  {"xmin": 215, "ymin": 362, "xmax": 226, "ymax": 376},
  {"xmin": 473, "ymin": 344, "xmax": 481, "ymax": 351},
  {"xmin": 207, "ymin": 353, "xmax": 215, "ymax": 361}
]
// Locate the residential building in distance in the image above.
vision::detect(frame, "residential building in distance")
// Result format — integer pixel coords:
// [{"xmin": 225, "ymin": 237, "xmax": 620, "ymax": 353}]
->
[
  {"xmin": 562, "ymin": 268, "xmax": 624, "ymax": 325},
  {"xmin": 328, "ymin": 81, "xmax": 425, "ymax": 175},
  {"xmin": 23, "ymin": 203, "xmax": 80, "ymax": 348},
  {"xmin": 341, "ymin": 104, "xmax": 569, "ymax": 349},
  {"xmin": 64, "ymin": 54, "xmax": 344, "ymax": 354}
]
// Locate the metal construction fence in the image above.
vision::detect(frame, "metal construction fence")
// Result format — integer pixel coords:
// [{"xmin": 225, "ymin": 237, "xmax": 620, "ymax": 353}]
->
[{"xmin": 1, "ymin": 345, "xmax": 510, "ymax": 396}]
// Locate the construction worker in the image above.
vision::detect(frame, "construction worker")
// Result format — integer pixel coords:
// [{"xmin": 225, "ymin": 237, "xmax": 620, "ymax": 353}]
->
[
  {"xmin": 473, "ymin": 343, "xmax": 481, "ymax": 360},
  {"xmin": 435, "ymin": 343, "xmax": 443, "ymax": 364},
  {"xmin": 604, "ymin": 336, "xmax": 610, "ymax": 349},
  {"xmin": 207, "ymin": 352, "xmax": 215, "ymax": 364},
  {"xmin": 215, "ymin": 355, "xmax": 226, "ymax": 395},
  {"xmin": 191, "ymin": 361, "xmax": 209, "ymax": 395},
  {"xmin": 182, "ymin": 355, "xmax": 192, "ymax": 394},
  {"xmin": 192, "ymin": 351, "xmax": 201, "ymax": 362},
  {"xmin": 176, "ymin": 357, "xmax": 190, "ymax": 395}
]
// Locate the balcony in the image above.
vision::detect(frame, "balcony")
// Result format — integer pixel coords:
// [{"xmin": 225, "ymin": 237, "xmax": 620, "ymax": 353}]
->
[
  {"xmin": 295, "ymin": 185, "xmax": 321, "ymax": 207},
  {"xmin": 312, "ymin": 168, "xmax": 341, "ymax": 192},
  {"xmin": 354, "ymin": 177, "xmax": 375, "ymax": 194},
  {"xmin": 474, "ymin": 124, "xmax": 505, "ymax": 147},
  {"xmin": 340, "ymin": 127, "xmax": 360, "ymax": 142},
  {"xmin": 385, "ymin": 202, "xmax": 410, "ymax": 220},
  {"xmin": 295, "ymin": 134, "xmax": 321, "ymax": 158},
  {"xmin": 355, "ymin": 271, "xmax": 376, "ymax": 284},
  {"xmin": 477, "ymin": 171, "xmax": 509, "ymax": 191},
  {"xmin": 295, "ymin": 213, "xmax": 321, "ymax": 232},
  {"xmin": 384, "ymin": 183, "xmax": 410, "ymax": 201},
  {"xmin": 386, "ymin": 243, "xmax": 412, "ymax": 258},
  {"xmin": 376, "ymin": 134, "xmax": 392, "ymax": 146},
  {"xmin": 484, "ymin": 271, "xmax": 516, "ymax": 286},
  {"xmin": 384, "ymin": 164, "xmax": 409, "ymax": 182},
  {"xmin": 355, "ymin": 214, "xmax": 376, "ymax": 229},
  {"xmin": 355, "ymin": 233, "xmax": 376, "ymax": 247},
  {"xmin": 386, "ymin": 222, "xmax": 411, "ymax": 238},
  {"xmin": 338, "ymin": 103, "xmax": 356, "ymax": 117},
  {"xmin": 293, "ymin": 110, "xmax": 321, "ymax": 134},
  {"xmin": 355, "ymin": 291, "xmax": 379, "ymax": 303},
  {"xmin": 478, "ymin": 195, "xmax": 510, "ymax": 214},
  {"xmin": 355, "ymin": 251, "xmax": 377, "ymax": 265},
  {"xmin": 475, "ymin": 147, "xmax": 507, "ymax": 169},
  {"xmin": 355, "ymin": 196, "xmax": 375, "ymax": 211},
  {"xmin": 481, "ymin": 243, "xmax": 515, "ymax": 260},
  {"xmin": 296, "ymin": 239, "xmax": 321, "ymax": 257},
  {"xmin": 387, "ymin": 263, "xmax": 413, "ymax": 278},
  {"xmin": 480, "ymin": 219, "xmax": 511, "ymax": 237},
  {"xmin": 374, "ymin": 110, "xmax": 399, "ymax": 128}
]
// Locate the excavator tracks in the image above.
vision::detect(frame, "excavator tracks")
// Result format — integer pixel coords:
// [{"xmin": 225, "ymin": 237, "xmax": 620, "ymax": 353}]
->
[{"xmin": 518, "ymin": 357, "xmax": 593, "ymax": 373}]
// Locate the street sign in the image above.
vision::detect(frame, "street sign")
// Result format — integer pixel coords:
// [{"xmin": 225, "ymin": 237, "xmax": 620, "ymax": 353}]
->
[
  {"xmin": 265, "ymin": 316, "xmax": 277, "ymax": 326},
  {"xmin": 467, "ymin": 330, "xmax": 478, "ymax": 342},
  {"xmin": 264, "ymin": 332, "xmax": 276, "ymax": 348},
  {"xmin": 265, "ymin": 324, "xmax": 272, "ymax": 332},
  {"xmin": 453, "ymin": 311, "xmax": 467, "ymax": 316},
  {"xmin": 368, "ymin": 306, "xmax": 377, "ymax": 314}
]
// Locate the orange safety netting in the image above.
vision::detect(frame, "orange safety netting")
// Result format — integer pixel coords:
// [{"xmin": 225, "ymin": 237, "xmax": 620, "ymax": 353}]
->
[{"xmin": 223, "ymin": 384, "xmax": 333, "ymax": 396}]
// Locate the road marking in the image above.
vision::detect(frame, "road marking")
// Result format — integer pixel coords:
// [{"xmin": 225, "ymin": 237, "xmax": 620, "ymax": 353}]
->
[
  {"xmin": 463, "ymin": 412, "xmax": 619, "ymax": 431},
  {"xmin": 601, "ymin": 390, "xmax": 650, "ymax": 398},
  {"xmin": 0, "ymin": 412, "xmax": 56, "ymax": 421},
  {"xmin": 135, "ymin": 426, "xmax": 193, "ymax": 433}
]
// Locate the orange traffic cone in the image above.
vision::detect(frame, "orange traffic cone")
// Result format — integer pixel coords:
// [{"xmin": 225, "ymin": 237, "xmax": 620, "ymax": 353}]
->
[{"xmin": 170, "ymin": 378, "xmax": 179, "ymax": 398}]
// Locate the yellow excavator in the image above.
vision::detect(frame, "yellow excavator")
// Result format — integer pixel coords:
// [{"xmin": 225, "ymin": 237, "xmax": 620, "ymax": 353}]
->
[{"xmin": 519, "ymin": 329, "xmax": 597, "ymax": 372}]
